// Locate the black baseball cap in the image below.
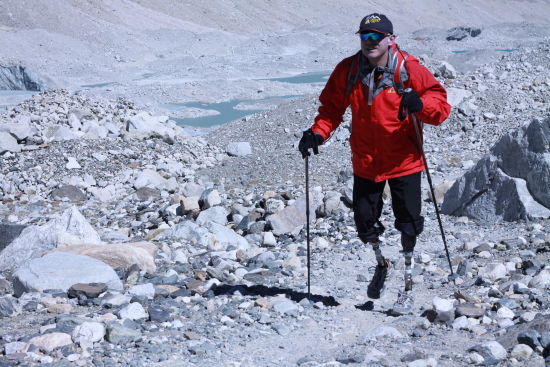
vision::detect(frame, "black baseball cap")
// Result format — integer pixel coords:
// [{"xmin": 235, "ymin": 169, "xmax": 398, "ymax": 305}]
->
[{"xmin": 357, "ymin": 13, "xmax": 393, "ymax": 34}]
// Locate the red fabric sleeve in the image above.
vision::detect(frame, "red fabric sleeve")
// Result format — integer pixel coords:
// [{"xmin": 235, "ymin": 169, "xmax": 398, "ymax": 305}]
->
[
  {"xmin": 406, "ymin": 59, "xmax": 451, "ymax": 126},
  {"xmin": 310, "ymin": 58, "xmax": 352, "ymax": 140}
]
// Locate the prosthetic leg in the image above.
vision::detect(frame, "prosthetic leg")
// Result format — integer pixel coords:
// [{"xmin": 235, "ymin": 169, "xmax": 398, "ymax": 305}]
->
[
  {"xmin": 390, "ymin": 234, "xmax": 416, "ymax": 315},
  {"xmin": 367, "ymin": 240, "xmax": 391, "ymax": 299}
]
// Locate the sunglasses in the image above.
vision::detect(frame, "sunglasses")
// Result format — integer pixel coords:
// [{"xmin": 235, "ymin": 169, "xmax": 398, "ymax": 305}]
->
[{"xmin": 359, "ymin": 32, "xmax": 388, "ymax": 41}]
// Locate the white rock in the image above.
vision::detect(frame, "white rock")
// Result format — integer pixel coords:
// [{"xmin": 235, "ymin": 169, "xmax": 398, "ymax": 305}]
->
[
  {"xmin": 27, "ymin": 332, "xmax": 73, "ymax": 352},
  {"xmin": 510, "ymin": 344, "xmax": 533, "ymax": 360},
  {"xmin": 0, "ymin": 131, "xmax": 21, "ymax": 153},
  {"xmin": 12, "ymin": 252, "xmax": 122, "ymax": 297},
  {"xmin": 313, "ymin": 237, "xmax": 330, "ymax": 249},
  {"xmin": 226, "ymin": 142, "xmax": 252, "ymax": 156},
  {"xmin": 528, "ymin": 269, "xmax": 550, "ymax": 289},
  {"xmin": 478, "ymin": 263, "xmax": 508, "ymax": 282},
  {"xmin": 134, "ymin": 169, "xmax": 165, "ymax": 190},
  {"xmin": 72, "ymin": 322, "xmax": 105, "ymax": 349},
  {"xmin": 180, "ymin": 196, "xmax": 200, "ymax": 211},
  {"xmin": 127, "ymin": 283, "xmax": 155, "ymax": 300},
  {"xmin": 496, "ymin": 306, "xmax": 515, "ymax": 319},
  {"xmin": 201, "ymin": 189, "xmax": 222, "ymax": 209},
  {"xmin": 118, "ymin": 302, "xmax": 148, "ymax": 320},
  {"xmin": 272, "ymin": 298, "xmax": 299, "ymax": 314},
  {"xmin": 452, "ymin": 316, "xmax": 469, "ymax": 330},
  {"xmin": 432, "ymin": 297, "xmax": 455, "ymax": 323},
  {"xmin": 196, "ymin": 206, "xmax": 228, "ymax": 226},
  {"xmin": 4, "ymin": 341, "xmax": 27, "ymax": 355},
  {"xmin": 0, "ymin": 206, "xmax": 102, "ymax": 273},
  {"xmin": 262, "ymin": 232, "xmax": 277, "ymax": 247}
]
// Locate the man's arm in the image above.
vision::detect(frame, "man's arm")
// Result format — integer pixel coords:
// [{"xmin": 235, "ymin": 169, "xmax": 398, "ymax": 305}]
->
[
  {"xmin": 406, "ymin": 59, "xmax": 451, "ymax": 126},
  {"xmin": 310, "ymin": 59, "xmax": 352, "ymax": 139}
]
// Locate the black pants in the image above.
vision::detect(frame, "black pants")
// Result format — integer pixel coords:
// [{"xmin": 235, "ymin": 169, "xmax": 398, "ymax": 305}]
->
[{"xmin": 353, "ymin": 172, "xmax": 424, "ymax": 252}]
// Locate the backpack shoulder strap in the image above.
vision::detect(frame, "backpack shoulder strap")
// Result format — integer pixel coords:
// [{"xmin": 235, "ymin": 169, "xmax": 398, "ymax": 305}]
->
[
  {"xmin": 345, "ymin": 51, "xmax": 362, "ymax": 96},
  {"xmin": 392, "ymin": 45, "xmax": 409, "ymax": 95}
]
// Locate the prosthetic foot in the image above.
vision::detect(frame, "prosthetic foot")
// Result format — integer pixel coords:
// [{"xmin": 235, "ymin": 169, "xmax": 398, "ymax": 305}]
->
[
  {"xmin": 367, "ymin": 241, "xmax": 391, "ymax": 299},
  {"xmin": 390, "ymin": 251, "xmax": 414, "ymax": 315}
]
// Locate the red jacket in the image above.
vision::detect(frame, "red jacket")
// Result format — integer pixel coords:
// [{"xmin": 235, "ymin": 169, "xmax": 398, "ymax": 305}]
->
[{"xmin": 311, "ymin": 45, "xmax": 450, "ymax": 182}]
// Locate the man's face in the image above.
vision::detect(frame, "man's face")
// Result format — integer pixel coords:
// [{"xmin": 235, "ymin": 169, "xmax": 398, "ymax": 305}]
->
[{"xmin": 360, "ymin": 31, "xmax": 395, "ymax": 60}]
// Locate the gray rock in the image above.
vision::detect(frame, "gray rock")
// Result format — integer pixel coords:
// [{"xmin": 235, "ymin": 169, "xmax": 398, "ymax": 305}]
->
[
  {"xmin": 0, "ymin": 206, "xmax": 102, "ymax": 273},
  {"xmin": 0, "ymin": 65, "xmax": 45, "ymax": 91},
  {"xmin": 0, "ymin": 224, "xmax": 26, "ymax": 252},
  {"xmin": 118, "ymin": 302, "xmax": 148, "ymax": 320},
  {"xmin": 68, "ymin": 283, "xmax": 108, "ymax": 299},
  {"xmin": 0, "ymin": 120, "xmax": 37, "ymax": 141},
  {"xmin": 0, "ymin": 296, "xmax": 17, "ymax": 317},
  {"xmin": 226, "ymin": 142, "xmax": 252, "ymax": 156},
  {"xmin": 446, "ymin": 26, "xmax": 481, "ymax": 41},
  {"xmin": 135, "ymin": 187, "xmax": 161, "ymax": 201},
  {"xmin": 455, "ymin": 303, "xmax": 485, "ymax": 318},
  {"xmin": 0, "ymin": 131, "xmax": 21, "ymax": 153},
  {"xmin": 12, "ymin": 252, "xmax": 122, "ymax": 297},
  {"xmin": 51, "ymin": 184, "xmax": 87, "ymax": 201},
  {"xmin": 148, "ymin": 306, "xmax": 171, "ymax": 322},
  {"xmin": 517, "ymin": 329, "xmax": 542, "ymax": 349},
  {"xmin": 469, "ymin": 341, "xmax": 507, "ymax": 364},
  {"xmin": 442, "ymin": 118, "xmax": 550, "ymax": 221},
  {"xmin": 182, "ymin": 183, "xmax": 204, "ymax": 197},
  {"xmin": 106, "ymin": 323, "xmax": 142, "ymax": 344},
  {"xmin": 268, "ymin": 186, "xmax": 324, "ymax": 236}
]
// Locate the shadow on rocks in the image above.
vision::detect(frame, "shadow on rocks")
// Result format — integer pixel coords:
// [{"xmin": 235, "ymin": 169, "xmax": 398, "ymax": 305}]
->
[{"xmin": 211, "ymin": 284, "xmax": 340, "ymax": 307}]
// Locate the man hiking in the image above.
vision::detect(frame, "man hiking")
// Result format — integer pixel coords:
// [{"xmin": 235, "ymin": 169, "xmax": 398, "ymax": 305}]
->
[{"xmin": 299, "ymin": 13, "xmax": 450, "ymax": 314}]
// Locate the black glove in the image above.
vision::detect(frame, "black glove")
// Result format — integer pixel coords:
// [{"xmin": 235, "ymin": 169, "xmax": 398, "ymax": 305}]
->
[
  {"xmin": 298, "ymin": 129, "xmax": 324, "ymax": 158},
  {"xmin": 398, "ymin": 89, "xmax": 423, "ymax": 121}
]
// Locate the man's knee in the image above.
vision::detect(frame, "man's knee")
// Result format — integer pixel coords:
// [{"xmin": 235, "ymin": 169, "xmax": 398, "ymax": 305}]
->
[
  {"xmin": 395, "ymin": 217, "xmax": 424, "ymax": 237},
  {"xmin": 358, "ymin": 220, "xmax": 385, "ymax": 243}
]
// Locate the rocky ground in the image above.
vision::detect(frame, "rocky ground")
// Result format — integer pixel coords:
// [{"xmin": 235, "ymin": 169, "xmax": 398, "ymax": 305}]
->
[
  {"xmin": 1, "ymin": 1, "xmax": 550, "ymax": 366},
  {"xmin": 0, "ymin": 32, "xmax": 549, "ymax": 367}
]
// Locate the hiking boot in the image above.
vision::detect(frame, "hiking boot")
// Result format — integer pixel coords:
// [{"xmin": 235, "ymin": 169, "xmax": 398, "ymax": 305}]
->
[
  {"xmin": 367, "ymin": 259, "xmax": 391, "ymax": 299},
  {"xmin": 389, "ymin": 290, "xmax": 414, "ymax": 316}
]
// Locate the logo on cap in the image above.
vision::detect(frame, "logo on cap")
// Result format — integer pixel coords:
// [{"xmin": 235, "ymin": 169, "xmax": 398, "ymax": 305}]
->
[{"xmin": 364, "ymin": 15, "xmax": 382, "ymax": 25}]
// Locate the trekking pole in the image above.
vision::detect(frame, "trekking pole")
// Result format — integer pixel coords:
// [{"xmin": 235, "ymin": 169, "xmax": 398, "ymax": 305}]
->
[
  {"xmin": 410, "ymin": 113, "xmax": 455, "ymax": 281},
  {"xmin": 305, "ymin": 155, "xmax": 312, "ymax": 299}
]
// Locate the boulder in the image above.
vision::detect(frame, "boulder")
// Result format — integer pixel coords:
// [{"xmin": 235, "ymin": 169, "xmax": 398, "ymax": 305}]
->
[
  {"xmin": 126, "ymin": 111, "xmax": 176, "ymax": 138},
  {"xmin": 0, "ymin": 224, "xmax": 26, "ymax": 252},
  {"xmin": 442, "ymin": 118, "xmax": 550, "ymax": 221},
  {"xmin": 268, "ymin": 186, "xmax": 324, "ymax": 236},
  {"xmin": 51, "ymin": 241, "xmax": 157, "ymax": 273},
  {"xmin": 196, "ymin": 206, "xmax": 228, "ymax": 226},
  {"xmin": 0, "ymin": 120, "xmax": 37, "ymax": 141},
  {"xmin": 26, "ymin": 333, "xmax": 72, "ymax": 352},
  {"xmin": 446, "ymin": 26, "xmax": 481, "ymax": 41},
  {"xmin": 0, "ymin": 206, "xmax": 102, "ymax": 273},
  {"xmin": 51, "ymin": 184, "xmax": 87, "ymax": 201},
  {"xmin": 0, "ymin": 131, "xmax": 21, "ymax": 153},
  {"xmin": 12, "ymin": 252, "xmax": 122, "ymax": 297},
  {"xmin": 226, "ymin": 142, "xmax": 252, "ymax": 156}
]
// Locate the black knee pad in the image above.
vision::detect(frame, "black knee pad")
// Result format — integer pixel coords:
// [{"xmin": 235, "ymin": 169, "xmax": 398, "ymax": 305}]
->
[
  {"xmin": 395, "ymin": 217, "xmax": 424, "ymax": 237},
  {"xmin": 358, "ymin": 220, "xmax": 385, "ymax": 243}
]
